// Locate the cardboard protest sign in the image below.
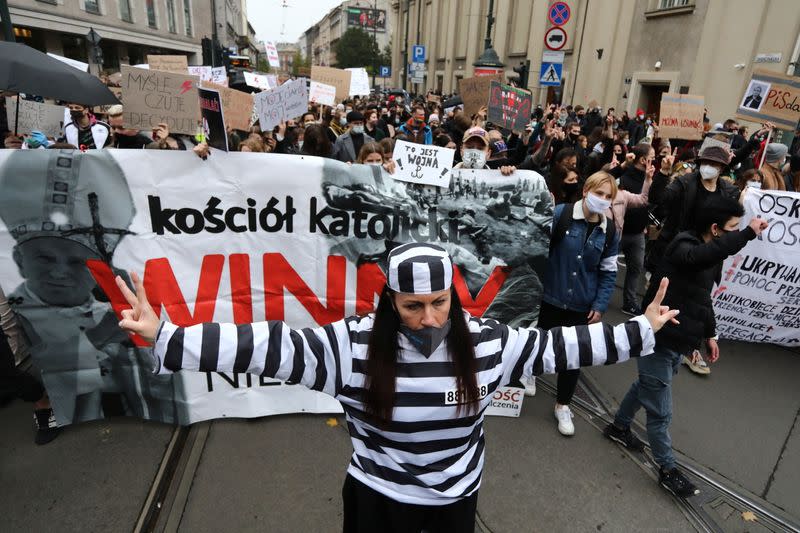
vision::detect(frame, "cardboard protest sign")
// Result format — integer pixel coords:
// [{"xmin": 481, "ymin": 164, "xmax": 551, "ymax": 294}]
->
[
  {"xmin": 736, "ymin": 68, "xmax": 800, "ymax": 130},
  {"xmin": 392, "ymin": 140, "xmax": 455, "ymax": 187},
  {"xmin": 5, "ymin": 97, "xmax": 65, "ymax": 138},
  {"xmin": 198, "ymin": 88, "xmax": 228, "ymax": 151},
  {"xmin": 311, "ymin": 66, "xmax": 352, "ymax": 103},
  {"xmin": 427, "ymin": 94, "xmax": 441, "ymax": 104},
  {"xmin": 0, "ymin": 150, "xmax": 553, "ymax": 426},
  {"xmin": 487, "ymin": 81, "xmax": 533, "ymax": 133},
  {"xmin": 458, "ymin": 75, "xmax": 502, "ymax": 117},
  {"xmin": 712, "ymin": 188, "xmax": 800, "ymax": 347},
  {"xmin": 253, "ymin": 78, "xmax": 309, "ymax": 130},
  {"xmin": 309, "ymin": 81, "xmax": 336, "ymax": 107},
  {"xmin": 201, "ymin": 81, "xmax": 254, "ymax": 131},
  {"xmin": 188, "ymin": 66, "xmax": 213, "ymax": 82},
  {"xmin": 211, "ymin": 67, "xmax": 228, "ymax": 86},
  {"xmin": 120, "ymin": 65, "xmax": 199, "ymax": 135},
  {"xmin": 346, "ymin": 67, "xmax": 370, "ymax": 96},
  {"xmin": 244, "ymin": 71, "xmax": 271, "ymax": 90},
  {"xmin": 147, "ymin": 55, "xmax": 189, "ymax": 73},
  {"xmin": 658, "ymin": 93, "xmax": 704, "ymax": 140}
]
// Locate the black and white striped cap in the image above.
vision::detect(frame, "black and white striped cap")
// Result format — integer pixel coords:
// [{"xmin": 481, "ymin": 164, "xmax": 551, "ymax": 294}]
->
[{"xmin": 387, "ymin": 243, "xmax": 453, "ymax": 294}]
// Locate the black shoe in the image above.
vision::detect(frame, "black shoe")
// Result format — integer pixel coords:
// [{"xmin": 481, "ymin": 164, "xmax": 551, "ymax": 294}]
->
[
  {"xmin": 603, "ymin": 423, "xmax": 645, "ymax": 452},
  {"xmin": 621, "ymin": 304, "xmax": 641, "ymax": 317},
  {"xmin": 33, "ymin": 408, "xmax": 61, "ymax": 445},
  {"xmin": 659, "ymin": 468, "xmax": 700, "ymax": 498}
]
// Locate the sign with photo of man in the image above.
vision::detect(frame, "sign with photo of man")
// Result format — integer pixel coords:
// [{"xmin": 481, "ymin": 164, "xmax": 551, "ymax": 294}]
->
[{"xmin": 735, "ymin": 69, "xmax": 800, "ymax": 129}]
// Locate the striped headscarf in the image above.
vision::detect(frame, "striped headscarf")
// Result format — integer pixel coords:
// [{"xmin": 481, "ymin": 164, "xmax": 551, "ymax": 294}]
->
[{"xmin": 386, "ymin": 243, "xmax": 453, "ymax": 294}]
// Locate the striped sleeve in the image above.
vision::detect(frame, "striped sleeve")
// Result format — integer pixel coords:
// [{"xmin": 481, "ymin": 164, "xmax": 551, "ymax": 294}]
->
[
  {"xmin": 500, "ymin": 315, "xmax": 655, "ymax": 383},
  {"xmin": 151, "ymin": 319, "xmax": 352, "ymax": 396}
]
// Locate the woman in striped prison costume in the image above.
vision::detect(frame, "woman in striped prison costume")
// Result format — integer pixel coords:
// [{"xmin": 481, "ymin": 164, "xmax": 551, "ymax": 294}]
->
[{"xmin": 115, "ymin": 243, "xmax": 679, "ymax": 533}]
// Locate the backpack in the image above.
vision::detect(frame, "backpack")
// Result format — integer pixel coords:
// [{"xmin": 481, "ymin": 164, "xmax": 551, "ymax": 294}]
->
[{"xmin": 549, "ymin": 202, "xmax": 616, "ymax": 253}]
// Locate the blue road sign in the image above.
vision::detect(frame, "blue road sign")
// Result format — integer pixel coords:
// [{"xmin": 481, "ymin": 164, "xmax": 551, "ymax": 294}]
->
[
  {"xmin": 412, "ymin": 45, "xmax": 426, "ymax": 62},
  {"xmin": 539, "ymin": 62, "xmax": 563, "ymax": 86},
  {"xmin": 379, "ymin": 65, "xmax": 391, "ymax": 77},
  {"xmin": 548, "ymin": 2, "xmax": 571, "ymax": 26}
]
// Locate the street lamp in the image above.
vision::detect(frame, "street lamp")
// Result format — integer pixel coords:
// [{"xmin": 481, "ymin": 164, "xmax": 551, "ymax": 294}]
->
[{"xmin": 472, "ymin": 0, "xmax": 504, "ymax": 77}]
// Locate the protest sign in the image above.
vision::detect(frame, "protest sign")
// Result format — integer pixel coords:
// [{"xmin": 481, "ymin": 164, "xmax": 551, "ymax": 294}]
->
[
  {"xmin": 346, "ymin": 67, "xmax": 370, "ymax": 96},
  {"xmin": 392, "ymin": 140, "xmax": 455, "ymax": 187},
  {"xmin": 487, "ymin": 81, "xmax": 533, "ymax": 133},
  {"xmin": 198, "ymin": 88, "xmax": 228, "ymax": 151},
  {"xmin": 427, "ymin": 94, "xmax": 441, "ymax": 104},
  {"xmin": 47, "ymin": 52, "xmax": 89, "ymax": 72},
  {"xmin": 243, "ymin": 71, "xmax": 271, "ymax": 90},
  {"xmin": 309, "ymin": 81, "xmax": 336, "ymax": 107},
  {"xmin": 120, "ymin": 65, "xmax": 199, "ymax": 135},
  {"xmin": 201, "ymin": 81, "xmax": 254, "ymax": 131},
  {"xmin": 311, "ymin": 66, "xmax": 352, "ymax": 103},
  {"xmin": 253, "ymin": 78, "xmax": 309, "ymax": 130},
  {"xmin": 265, "ymin": 41, "xmax": 280, "ymax": 68},
  {"xmin": 735, "ymin": 68, "xmax": 800, "ymax": 130},
  {"xmin": 458, "ymin": 75, "xmax": 502, "ymax": 117},
  {"xmin": 188, "ymin": 66, "xmax": 213, "ymax": 82},
  {"xmin": 5, "ymin": 97, "xmax": 65, "ymax": 138},
  {"xmin": 147, "ymin": 54, "xmax": 189, "ymax": 73},
  {"xmin": 211, "ymin": 66, "xmax": 228, "ymax": 86},
  {"xmin": 657, "ymin": 93, "xmax": 704, "ymax": 140},
  {"xmin": 712, "ymin": 189, "xmax": 800, "ymax": 347},
  {"xmin": 0, "ymin": 150, "xmax": 553, "ymax": 426}
]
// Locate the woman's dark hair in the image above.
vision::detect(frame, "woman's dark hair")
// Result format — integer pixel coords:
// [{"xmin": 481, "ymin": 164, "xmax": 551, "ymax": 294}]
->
[
  {"xmin": 694, "ymin": 195, "xmax": 745, "ymax": 234},
  {"xmin": 434, "ymin": 133, "xmax": 453, "ymax": 147},
  {"xmin": 301, "ymin": 124, "xmax": 332, "ymax": 158},
  {"xmin": 364, "ymin": 286, "xmax": 478, "ymax": 426},
  {"xmin": 553, "ymin": 147, "xmax": 577, "ymax": 166}
]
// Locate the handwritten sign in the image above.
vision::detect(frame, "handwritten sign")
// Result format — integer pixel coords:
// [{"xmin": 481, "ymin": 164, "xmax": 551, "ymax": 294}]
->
[
  {"xmin": 309, "ymin": 81, "xmax": 336, "ymax": 107},
  {"xmin": 5, "ymin": 97, "xmax": 65, "ymax": 138},
  {"xmin": 392, "ymin": 140, "xmax": 455, "ymax": 187},
  {"xmin": 265, "ymin": 41, "xmax": 280, "ymax": 68},
  {"xmin": 188, "ymin": 66, "xmax": 213, "ymax": 82},
  {"xmin": 198, "ymin": 88, "xmax": 228, "ymax": 151},
  {"xmin": 120, "ymin": 65, "xmax": 199, "ymax": 135},
  {"xmin": 658, "ymin": 93, "xmax": 704, "ymax": 140},
  {"xmin": 735, "ymin": 68, "xmax": 800, "ymax": 130},
  {"xmin": 458, "ymin": 75, "xmax": 502, "ymax": 117},
  {"xmin": 311, "ymin": 66, "xmax": 352, "ymax": 103},
  {"xmin": 147, "ymin": 55, "xmax": 189, "ymax": 73},
  {"xmin": 244, "ymin": 71, "xmax": 271, "ymax": 90},
  {"xmin": 346, "ymin": 67, "xmax": 370, "ymax": 96},
  {"xmin": 201, "ymin": 81, "xmax": 253, "ymax": 131},
  {"xmin": 487, "ymin": 81, "xmax": 532, "ymax": 133},
  {"xmin": 254, "ymin": 78, "xmax": 309, "ymax": 130},
  {"xmin": 211, "ymin": 67, "xmax": 228, "ymax": 86}
]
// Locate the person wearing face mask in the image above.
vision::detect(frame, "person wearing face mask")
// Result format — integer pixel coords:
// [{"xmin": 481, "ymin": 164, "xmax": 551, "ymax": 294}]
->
[
  {"xmin": 524, "ymin": 172, "xmax": 620, "ymax": 435},
  {"xmin": 453, "ymin": 127, "xmax": 516, "ymax": 176},
  {"xmin": 63, "ymin": 103, "xmax": 111, "ymax": 150},
  {"xmin": 398, "ymin": 105, "xmax": 433, "ymax": 145},
  {"xmin": 363, "ymin": 109, "xmax": 386, "ymax": 141},
  {"xmin": 105, "ymin": 105, "xmax": 152, "ymax": 149},
  {"xmin": 115, "ymin": 242, "xmax": 679, "ymax": 533},
  {"xmin": 327, "ymin": 105, "xmax": 348, "ymax": 143},
  {"xmin": 332, "ymin": 111, "xmax": 374, "ymax": 163}
]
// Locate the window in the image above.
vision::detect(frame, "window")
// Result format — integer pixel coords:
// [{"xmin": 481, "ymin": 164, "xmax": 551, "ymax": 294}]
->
[
  {"xmin": 85, "ymin": 0, "xmax": 100, "ymax": 14},
  {"xmin": 658, "ymin": 0, "xmax": 689, "ymax": 8},
  {"xmin": 183, "ymin": 0, "xmax": 193, "ymax": 36},
  {"xmin": 120, "ymin": 0, "xmax": 132, "ymax": 22},
  {"xmin": 146, "ymin": 0, "xmax": 157, "ymax": 28},
  {"xmin": 35, "ymin": 0, "xmax": 57, "ymax": 5},
  {"xmin": 166, "ymin": 0, "xmax": 177, "ymax": 33}
]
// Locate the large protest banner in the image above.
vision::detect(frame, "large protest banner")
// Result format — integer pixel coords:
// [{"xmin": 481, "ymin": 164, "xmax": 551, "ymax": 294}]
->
[
  {"xmin": 0, "ymin": 150, "xmax": 553, "ymax": 426},
  {"xmin": 147, "ymin": 54, "xmax": 189, "ymax": 73},
  {"xmin": 311, "ymin": 66, "xmax": 352, "ymax": 103},
  {"xmin": 458, "ymin": 75, "xmax": 503, "ymax": 118},
  {"xmin": 735, "ymin": 68, "xmax": 800, "ymax": 130},
  {"xmin": 201, "ymin": 81, "xmax": 253, "ymax": 131},
  {"xmin": 712, "ymin": 189, "xmax": 800, "ymax": 347},
  {"xmin": 487, "ymin": 81, "xmax": 532, "ymax": 133},
  {"xmin": 658, "ymin": 93, "xmax": 704, "ymax": 140},
  {"xmin": 121, "ymin": 65, "xmax": 200, "ymax": 135},
  {"xmin": 254, "ymin": 78, "xmax": 309, "ymax": 130},
  {"xmin": 5, "ymin": 97, "xmax": 65, "ymax": 138}
]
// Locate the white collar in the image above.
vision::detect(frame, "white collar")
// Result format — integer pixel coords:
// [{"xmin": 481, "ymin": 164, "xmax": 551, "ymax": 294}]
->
[{"xmin": 572, "ymin": 200, "xmax": 608, "ymax": 232}]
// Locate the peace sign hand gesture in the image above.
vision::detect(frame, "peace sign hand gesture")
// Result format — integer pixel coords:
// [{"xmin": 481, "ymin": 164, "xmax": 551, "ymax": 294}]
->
[
  {"xmin": 643, "ymin": 278, "xmax": 680, "ymax": 333},
  {"xmin": 115, "ymin": 272, "xmax": 160, "ymax": 344}
]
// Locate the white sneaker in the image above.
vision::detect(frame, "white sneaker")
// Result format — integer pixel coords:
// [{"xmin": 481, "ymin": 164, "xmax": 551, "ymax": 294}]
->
[
  {"xmin": 554, "ymin": 405, "xmax": 575, "ymax": 436},
  {"xmin": 524, "ymin": 376, "xmax": 536, "ymax": 397}
]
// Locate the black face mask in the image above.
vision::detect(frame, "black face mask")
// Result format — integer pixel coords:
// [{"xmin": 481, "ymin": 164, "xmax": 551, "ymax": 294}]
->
[
  {"xmin": 563, "ymin": 181, "xmax": 581, "ymax": 196},
  {"xmin": 398, "ymin": 320, "xmax": 451, "ymax": 357},
  {"xmin": 70, "ymin": 110, "xmax": 84, "ymax": 122}
]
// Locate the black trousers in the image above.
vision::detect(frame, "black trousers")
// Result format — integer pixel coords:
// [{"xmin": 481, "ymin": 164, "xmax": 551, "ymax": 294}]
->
[
  {"xmin": 0, "ymin": 332, "xmax": 43, "ymax": 404},
  {"xmin": 342, "ymin": 474, "xmax": 477, "ymax": 533},
  {"xmin": 537, "ymin": 301, "xmax": 589, "ymax": 405}
]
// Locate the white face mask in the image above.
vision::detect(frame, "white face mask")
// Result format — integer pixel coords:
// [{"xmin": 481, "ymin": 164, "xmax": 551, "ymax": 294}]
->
[
  {"xmin": 747, "ymin": 180, "xmax": 762, "ymax": 189},
  {"xmin": 351, "ymin": 125, "xmax": 364, "ymax": 135},
  {"xmin": 462, "ymin": 148, "xmax": 487, "ymax": 169},
  {"xmin": 699, "ymin": 164, "xmax": 720, "ymax": 181},
  {"xmin": 297, "ymin": 140, "xmax": 304, "ymax": 150},
  {"xmin": 339, "ymin": 117, "xmax": 347, "ymax": 126},
  {"xmin": 366, "ymin": 161, "xmax": 383, "ymax": 166},
  {"xmin": 585, "ymin": 192, "xmax": 612, "ymax": 214}
]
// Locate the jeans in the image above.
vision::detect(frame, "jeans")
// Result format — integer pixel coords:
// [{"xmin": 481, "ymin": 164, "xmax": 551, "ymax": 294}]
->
[
  {"xmin": 613, "ymin": 345, "xmax": 681, "ymax": 471},
  {"xmin": 619, "ymin": 232, "xmax": 645, "ymax": 310}
]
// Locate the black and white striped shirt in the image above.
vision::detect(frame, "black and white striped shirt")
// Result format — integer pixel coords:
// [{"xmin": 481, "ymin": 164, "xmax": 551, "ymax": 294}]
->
[{"xmin": 152, "ymin": 313, "xmax": 654, "ymax": 505}]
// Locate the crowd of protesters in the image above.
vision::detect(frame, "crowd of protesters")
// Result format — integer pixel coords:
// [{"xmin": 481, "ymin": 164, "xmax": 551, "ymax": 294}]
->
[{"xmin": 1, "ymin": 77, "xmax": 797, "ymax": 504}]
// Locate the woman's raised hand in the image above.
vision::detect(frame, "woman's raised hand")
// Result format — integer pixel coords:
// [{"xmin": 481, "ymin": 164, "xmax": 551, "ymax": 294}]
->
[
  {"xmin": 115, "ymin": 272, "xmax": 161, "ymax": 344},
  {"xmin": 643, "ymin": 277, "xmax": 680, "ymax": 333}
]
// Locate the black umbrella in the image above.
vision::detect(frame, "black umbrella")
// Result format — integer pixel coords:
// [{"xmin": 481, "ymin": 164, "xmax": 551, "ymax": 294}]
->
[
  {"xmin": 0, "ymin": 42, "xmax": 120, "ymax": 106},
  {"xmin": 442, "ymin": 95, "xmax": 463, "ymax": 109}
]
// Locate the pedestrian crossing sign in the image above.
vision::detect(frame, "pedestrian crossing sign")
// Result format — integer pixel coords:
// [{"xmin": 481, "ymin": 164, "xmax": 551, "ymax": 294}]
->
[{"xmin": 539, "ymin": 62, "xmax": 562, "ymax": 86}]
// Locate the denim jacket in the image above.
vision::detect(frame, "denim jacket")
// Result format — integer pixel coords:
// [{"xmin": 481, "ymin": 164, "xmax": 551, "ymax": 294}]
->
[{"xmin": 542, "ymin": 202, "xmax": 620, "ymax": 313}]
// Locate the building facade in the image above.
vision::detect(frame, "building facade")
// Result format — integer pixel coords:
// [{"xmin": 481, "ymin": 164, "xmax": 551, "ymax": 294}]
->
[
  {"xmin": 301, "ymin": 0, "xmax": 393, "ymax": 68},
  {"xmin": 8, "ymin": 0, "xmax": 213, "ymax": 68},
  {"xmin": 276, "ymin": 42, "xmax": 298, "ymax": 76},
  {"xmin": 390, "ymin": 0, "xmax": 800, "ymax": 126}
]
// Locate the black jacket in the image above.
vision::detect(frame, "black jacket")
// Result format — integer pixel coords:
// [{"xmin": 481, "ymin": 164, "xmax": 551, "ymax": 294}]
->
[
  {"xmin": 644, "ymin": 227, "xmax": 756, "ymax": 352},
  {"xmin": 619, "ymin": 165, "xmax": 649, "ymax": 235}
]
